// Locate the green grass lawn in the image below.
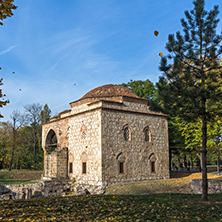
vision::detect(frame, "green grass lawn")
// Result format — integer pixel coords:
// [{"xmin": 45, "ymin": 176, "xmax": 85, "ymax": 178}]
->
[
  {"xmin": 0, "ymin": 170, "xmax": 43, "ymax": 185},
  {"xmin": 0, "ymin": 194, "xmax": 222, "ymax": 221},
  {"xmin": 0, "ymin": 178, "xmax": 39, "ymax": 185}
]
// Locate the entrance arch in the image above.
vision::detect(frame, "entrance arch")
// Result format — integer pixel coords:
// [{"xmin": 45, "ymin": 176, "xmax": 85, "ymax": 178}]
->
[{"xmin": 45, "ymin": 129, "xmax": 58, "ymax": 152}]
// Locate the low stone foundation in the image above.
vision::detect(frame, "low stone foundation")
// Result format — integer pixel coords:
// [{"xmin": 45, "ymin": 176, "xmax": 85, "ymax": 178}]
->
[
  {"xmin": 0, "ymin": 183, "xmax": 42, "ymax": 200},
  {"xmin": 0, "ymin": 179, "xmax": 106, "ymax": 200},
  {"xmin": 191, "ymin": 179, "xmax": 222, "ymax": 194},
  {"xmin": 42, "ymin": 179, "xmax": 73, "ymax": 197},
  {"xmin": 75, "ymin": 183, "xmax": 106, "ymax": 195}
]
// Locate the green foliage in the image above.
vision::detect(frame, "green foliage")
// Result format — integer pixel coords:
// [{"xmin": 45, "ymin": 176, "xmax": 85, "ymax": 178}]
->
[
  {"xmin": 208, "ymin": 114, "xmax": 222, "ymax": 150},
  {"xmin": 0, "ymin": 103, "xmax": 47, "ymax": 170},
  {"xmin": 40, "ymin": 104, "xmax": 51, "ymax": 124},
  {"xmin": 158, "ymin": 0, "xmax": 222, "ymax": 120},
  {"xmin": 120, "ymin": 79, "xmax": 156, "ymax": 100},
  {"xmin": 173, "ymin": 117, "xmax": 202, "ymax": 151},
  {"xmin": 24, "ymin": 103, "xmax": 43, "ymax": 170},
  {"xmin": 0, "ymin": 78, "xmax": 9, "ymax": 117},
  {"xmin": 0, "ymin": 122, "xmax": 10, "ymax": 168},
  {"xmin": 158, "ymin": 0, "xmax": 222, "ymax": 199}
]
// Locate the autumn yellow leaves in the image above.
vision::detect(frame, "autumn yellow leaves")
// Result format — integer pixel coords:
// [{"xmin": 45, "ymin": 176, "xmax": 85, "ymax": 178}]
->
[{"xmin": 0, "ymin": 194, "xmax": 222, "ymax": 221}]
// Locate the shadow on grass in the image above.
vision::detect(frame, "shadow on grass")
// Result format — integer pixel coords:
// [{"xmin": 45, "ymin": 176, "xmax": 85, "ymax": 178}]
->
[{"xmin": 170, "ymin": 171, "xmax": 193, "ymax": 178}]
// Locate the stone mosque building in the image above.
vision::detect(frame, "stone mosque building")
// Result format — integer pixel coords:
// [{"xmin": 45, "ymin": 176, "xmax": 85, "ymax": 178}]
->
[{"xmin": 42, "ymin": 84, "xmax": 169, "ymax": 190}]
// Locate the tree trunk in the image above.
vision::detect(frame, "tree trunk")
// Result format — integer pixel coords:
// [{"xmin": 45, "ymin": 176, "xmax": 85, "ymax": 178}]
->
[
  {"xmin": 33, "ymin": 124, "xmax": 38, "ymax": 170},
  {"xmin": 191, "ymin": 155, "xmax": 193, "ymax": 169},
  {"xmin": 9, "ymin": 128, "xmax": 16, "ymax": 171},
  {"xmin": 199, "ymin": 16, "xmax": 208, "ymax": 200},
  {"xmin": 169, "ymin": 148, "xmax": 172, "ymax": 171},
  {"xmin": 16, "ymin": 155, "xmax": 19, "ymax": 170},
  {"xmin": 198, "ymin": 154, "xmax": 201, "ymax": 172},
  {"xmin": 2, "ymin": 156, "xmax": 5, "ymax": 170},
  {"xmin": 217, "ymin": 145, "xmax": 221, "ymax": 175},
  {"xmin": 201, "ymin": 114, "xmax": 208, "ymax": 200}
]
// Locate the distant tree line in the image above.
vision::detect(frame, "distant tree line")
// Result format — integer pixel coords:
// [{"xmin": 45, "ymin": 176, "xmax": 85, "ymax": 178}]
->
[{"xmin": 0, "ymin": 104, "xmax": 51, "ymax": 170}]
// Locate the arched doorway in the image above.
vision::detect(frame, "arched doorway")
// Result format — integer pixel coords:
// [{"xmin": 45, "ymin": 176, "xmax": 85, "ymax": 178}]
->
[{"xmin": 45, "ymin": 129, "xmax": 58, "ymax": 152}]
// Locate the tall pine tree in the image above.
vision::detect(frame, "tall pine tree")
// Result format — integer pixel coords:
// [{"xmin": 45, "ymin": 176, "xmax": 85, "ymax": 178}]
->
[{"xmin": 158, "ymin": 0, "xmax": 222, "ymax": 200}]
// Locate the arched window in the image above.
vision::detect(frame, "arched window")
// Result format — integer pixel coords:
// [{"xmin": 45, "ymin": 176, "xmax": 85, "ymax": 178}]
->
[
  {"xmin": 143, "ymin": 126, "xmax": 151, "ymax": 142},
  {"xmin": 45, "ymin": 129, "xmax": 58, "ymax": 152},
  {"xmin": 81, "ymin": 125, "xmax": 87, "ymax": 140},
  {"xmin": 123, "ymin": 124, "xmax": 130, "ymax": 141},
  {"xmin": 117, "ymin": 152, "xmax": 126, "ymax": 174},
  {"xmin": 149, "ymin": 153, "xmax": 157, "ymax": 173}
]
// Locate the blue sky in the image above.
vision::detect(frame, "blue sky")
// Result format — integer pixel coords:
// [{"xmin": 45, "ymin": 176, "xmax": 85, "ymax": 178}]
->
[{"xmin": 0, "ymin": 0, "xmax": 221, "ymax": 121}]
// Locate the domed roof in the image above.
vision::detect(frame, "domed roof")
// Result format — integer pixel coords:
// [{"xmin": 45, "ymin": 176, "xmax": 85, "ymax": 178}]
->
[{"xmin": 81, "ymin": 84, "xmax": 140, "ymax": 100}]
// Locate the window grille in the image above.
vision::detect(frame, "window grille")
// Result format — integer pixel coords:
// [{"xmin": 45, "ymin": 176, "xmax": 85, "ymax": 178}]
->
[
  {"xmin": 124, "ymin": 127, "xmax": 129, "ymax": 141},
  {"xmin": 82, "ymin": 131, "xmax": 86, "ymax": 139}
]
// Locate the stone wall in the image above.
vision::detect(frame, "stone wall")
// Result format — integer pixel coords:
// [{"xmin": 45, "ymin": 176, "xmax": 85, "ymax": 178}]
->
[
  {"xmin": 41, "ymin": 179, "xmax": 73, "ymax": 197},
  {"xmin": 45, "ymin": 150, "xmax": 57, "ymax": 178},
  {"xmin": 68, "ymin": 109, "xmax": 102, "ymax": 186},
  {"xmin": 0, "ymin": 179, "xmax": 106, "ymax": 200},
  {"xmin": 0, "ymin": 180, "xmax": 72, "ymax": 200},
  {"xmin": 191, "ymin": 179, "xmax": 222, "ymax": 194},
  {"xmin": 57, "ymin": 147, "xmax": 68, "ymax": 179},
  {"xmin": 42, "ymin": 106, "xmax": 103, "ymax": 186},
  {"xmin": 0, "ymin": 183, "xmax": 42, "ymax": 200},
  {"xmin": 101, "ymin": 106, "xmax": 169, "ymax": 185},
  {"xmin": 44, "ymin": 147, "xmax": 68, "ymax": 179},
  {"xmin": 42, "ymin": 118, "xmax": 69, "ymax": 151}
]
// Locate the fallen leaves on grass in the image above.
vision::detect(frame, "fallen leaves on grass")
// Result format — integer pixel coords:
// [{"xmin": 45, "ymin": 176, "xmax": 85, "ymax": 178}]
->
[
  {"xmin": 0, "ymin": 194, "xmax": 222, "ymax": 221},
  {"xmin": 106, "ymin": 172, "xmax": 222, "ymax": 195}
]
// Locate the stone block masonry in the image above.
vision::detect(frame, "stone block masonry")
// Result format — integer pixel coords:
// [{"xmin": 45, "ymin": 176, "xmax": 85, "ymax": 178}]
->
[
  {"xmin": 191, "ymin": 179, "xmax": 222, "ymax": 194},
  {"xmin": 0, "ymin": 179, "xmax": 106, "ymax": 200},
  {"xmin": 44, "ymin": 147, "xmax": 68, "ymax": 179},
  {"xmin": 101, "ymin": 109, "xmax": 169, "ymax": 184},
  {"xmin": 0, "ymin": 183, "xmax": 42, "ymax": 200}
]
